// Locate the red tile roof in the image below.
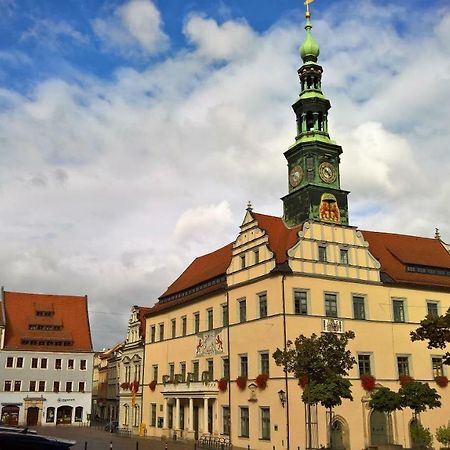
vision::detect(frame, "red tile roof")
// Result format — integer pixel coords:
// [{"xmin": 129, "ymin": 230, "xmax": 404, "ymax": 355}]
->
[
  {"xmin": 3, "ymin": 291, "xmax": 93, "ymax": 352},
  {"xmin": 361, "ymin": 230, "xmax": 450, "ymax": 289}
]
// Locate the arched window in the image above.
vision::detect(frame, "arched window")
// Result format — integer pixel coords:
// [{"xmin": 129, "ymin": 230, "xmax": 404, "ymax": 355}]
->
[
  {"xmin": 124, "ymin": 404, "xmax": 129, "ymax": 426},
  {"xmin": 306, "ymin": 112, "xmax": 314, "ymax": 131},
  {"xmin": 75, "ymin": 407, "xmax": 83, "ymax": 422},
  {"xmin": 133, "ymin": 405, "xmax": 140, "ymax": 427}
]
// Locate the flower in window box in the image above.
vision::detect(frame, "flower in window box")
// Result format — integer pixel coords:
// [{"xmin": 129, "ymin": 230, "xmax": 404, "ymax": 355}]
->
[
  {"xmin": 149, "ymin": 380, "xmax": 157, "ymax": 391},
  {"xmin": 236, "ymin": 376, "xmax": 247, "ymax": 390},
  {"xmin": 120, "ymin": 382, "xmax": 129, "ymax": 390},
  {"xmin": 360, "ymin": 374, "xmax": 376, "ymax": 392},
  {"xmin": 435, "ymin": 375, "xmax": 449, "ymax": 388},
  {"xmin": 218, "ymin": 378, "xmax": 228, "ymax": 392},
  {"xmin": 130, "ymin": 381, "xmax": 139, "ymax": 392},
  {"xmin": 298, "ymin": 375, "xmax": 309, "ymax": 389},
  {"xmin": 399, "ymin": 375, "xmax": 414, "ymax": 386},
  {"xmin": 255, "ymin": 374, "xmax": 268, "ymax": 390}
]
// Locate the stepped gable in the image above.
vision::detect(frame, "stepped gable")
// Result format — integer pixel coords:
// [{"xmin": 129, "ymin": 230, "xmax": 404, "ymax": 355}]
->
[
  {"xmin": 3, "ymin": 291, "xmax": 92, "ymax": 352},
  {"xmin": 137, "ymin": 306, "xmax": 152, "ymax": 338},
  {"xmin": 361, "ymin": 230, "xmax": 450, "ymax": 289}
]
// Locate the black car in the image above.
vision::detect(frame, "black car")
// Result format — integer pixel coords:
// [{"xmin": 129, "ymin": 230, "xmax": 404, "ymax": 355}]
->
[{"xmin": 0, "ymin": 426, "xmax": 76, "ymax": 449}]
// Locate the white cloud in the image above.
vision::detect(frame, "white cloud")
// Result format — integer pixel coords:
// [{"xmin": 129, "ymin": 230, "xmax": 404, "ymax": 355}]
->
[{"xmin": 92, "ymin": 0, "xmax": 169, "ymax": 57}]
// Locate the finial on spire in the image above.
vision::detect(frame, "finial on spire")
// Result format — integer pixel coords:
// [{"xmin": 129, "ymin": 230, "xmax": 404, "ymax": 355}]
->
[
  {"xmin": 304, "ymin": 0, "xmax": 314, "ymax": 18},
  {"xmin": 246, "ymin": 201, "xmax": 253, "ymax": 212},
  {"xmin": 435, "ymin": 228, "xmax": 441, "ymax": 240},
  {"xmin": 299, "ymin": 0, "xmax": 320, "ymax": 63}
]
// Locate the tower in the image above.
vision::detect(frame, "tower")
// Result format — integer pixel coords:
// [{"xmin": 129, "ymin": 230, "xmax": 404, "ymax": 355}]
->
[{"xmin": 282, "ymin": 5, "xmax": 349, "ymax": 227}]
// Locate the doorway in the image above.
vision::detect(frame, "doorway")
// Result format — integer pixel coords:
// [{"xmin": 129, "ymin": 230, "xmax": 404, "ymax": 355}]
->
[
  {"xmin": 331, "ymin": 418, "xmax": 349, "ymax": 450},
  {"xmin": 370, "ymin": 410, "xmax": 388, "ymax": 446},
  {"xmin": 193, "ymin": 406, "xmax": 199, "ymax": 440},
  {"xmin": 26, "ymin": 407, "xmax": 39, "ymax": 426},
  {"xmin": 57, "ymin": 406, "xmax": 73, "ymax": 424},
  {"xmin": 208, "ymin": 405, "xmax": 213, "ymax": 434}
]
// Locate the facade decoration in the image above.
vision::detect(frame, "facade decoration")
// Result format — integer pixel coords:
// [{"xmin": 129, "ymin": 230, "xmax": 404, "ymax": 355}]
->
[{"xmin": 195, "ymin": 330, "xmax": 224, "ymax": 357}]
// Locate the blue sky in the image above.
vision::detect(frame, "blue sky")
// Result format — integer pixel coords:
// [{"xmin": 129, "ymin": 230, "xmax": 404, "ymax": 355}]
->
[{"xmin": 1, "ymin": 0, "xmax": 450, "ymax": 348}]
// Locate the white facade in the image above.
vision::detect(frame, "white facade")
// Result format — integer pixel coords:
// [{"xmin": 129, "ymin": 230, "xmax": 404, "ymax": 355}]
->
[{"xmin": 0, "ymin": 350, "xmax": 93, "ymax": 426}]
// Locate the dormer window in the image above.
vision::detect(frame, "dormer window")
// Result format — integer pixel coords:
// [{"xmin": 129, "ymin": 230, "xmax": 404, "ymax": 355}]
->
[{"xmin": 318, "ymin": 245, "xmax": 327, "ymax": 262}]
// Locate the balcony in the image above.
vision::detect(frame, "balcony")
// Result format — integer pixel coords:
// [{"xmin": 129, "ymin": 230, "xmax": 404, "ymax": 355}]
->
[{"xmin": 162, "ymin": 372, "xmax": 218, "ymax": 395}]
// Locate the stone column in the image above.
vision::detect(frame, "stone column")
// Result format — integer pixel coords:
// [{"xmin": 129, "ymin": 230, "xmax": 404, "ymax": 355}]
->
[
  {"xmin": 213, "ymin": 399, "xmax": 219, "ymax": 435},
  {"xmin": 175, "ymin": 397, "xmax": 180, "ymax": 431},
  {"xmin": 203, "ymin": 398, "xmax": 209, "ymax": 434},
  {"xmin": 163, "ymin": 397, "xmax": 168, "ymax": 429},
  {"xmin": 313, "ymin": 112, "xmax": 319, "ymax": 131},
  {"xmin": 188, "ymin": 398, "xmax": 194, "ymax": 432}
]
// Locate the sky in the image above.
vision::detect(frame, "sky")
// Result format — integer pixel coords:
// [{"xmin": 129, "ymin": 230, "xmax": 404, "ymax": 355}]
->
[{"xmin": 1, "ymin": 0, "xmax": 449, "ymax": 350}]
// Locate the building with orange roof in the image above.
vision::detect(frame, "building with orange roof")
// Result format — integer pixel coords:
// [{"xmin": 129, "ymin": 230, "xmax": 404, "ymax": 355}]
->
[
  {"xmin": 0, "ymin": 289, "xmax": 94, "ymax": 427},
  {"xmin": 140, "ymin": 5, "xmax": 450, "ymax": 450}
]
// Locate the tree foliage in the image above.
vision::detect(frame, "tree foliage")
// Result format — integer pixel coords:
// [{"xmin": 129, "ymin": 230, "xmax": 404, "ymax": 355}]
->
[
  {"xmin": 368, "ymin": 387, "xmax": 402, "ymax": 414},
  {"xmin": 398, "ymin": 381, "xmax": 441, "ymax": 415},
  {"xmin": 411, "ymin": 308, "xmax": 450, "ymax": 364},
  {"xmin": 303, "ymin": 374, "xmax": 353, "ymax": 409},
  {"xmin": 410, "ymin": 422, "xmax": 433, "ymax": 449}
]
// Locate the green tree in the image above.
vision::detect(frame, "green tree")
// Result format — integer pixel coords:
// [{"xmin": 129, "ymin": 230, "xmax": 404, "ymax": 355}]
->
[
  {"xmin": 273, "ymin": 331, "xmax": 355, "ymax": 449},
  {"xmin": 398, "ymin": 381, "xmax": 441, "ymax": 420},
  {"xmin": 369, "ymin": 387, "xmax": 402, "ymax": 444},
  {"xmin": 411, "ymin": 308, "xmax": 450, "ymax": 364}
]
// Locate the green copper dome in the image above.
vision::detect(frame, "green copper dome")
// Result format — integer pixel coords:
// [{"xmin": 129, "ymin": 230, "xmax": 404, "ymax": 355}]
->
[{"xmin": 299, "ymin": 14, "xmax": 320, "ymax": 63}]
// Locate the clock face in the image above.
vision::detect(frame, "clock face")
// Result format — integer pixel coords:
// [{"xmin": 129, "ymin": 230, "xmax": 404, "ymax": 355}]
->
[
  {"xmin": 289, "ymin": 165, "xmax": 303, "ymax": 187},
  {"xmin": 319, "ymin": 162, "xmax": 337, "ymax": 183}
]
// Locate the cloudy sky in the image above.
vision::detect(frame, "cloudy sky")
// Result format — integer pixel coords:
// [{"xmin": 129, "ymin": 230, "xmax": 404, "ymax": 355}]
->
[{"xmin": 1, "ymin": 0, "xmax": 449, "ymax": 349}]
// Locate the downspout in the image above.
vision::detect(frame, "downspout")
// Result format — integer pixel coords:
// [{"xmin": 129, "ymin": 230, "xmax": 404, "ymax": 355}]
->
[
  {"xmin": 141, "ymin": 310, "xmax": 146, "ymax": 428},
  {"xmin": 281, "ymin": 274, "xmax": 290, "ymax": 450},
  {"xmin": 226, "ymin": 291, "xmax": 232, "ymax": 441}
]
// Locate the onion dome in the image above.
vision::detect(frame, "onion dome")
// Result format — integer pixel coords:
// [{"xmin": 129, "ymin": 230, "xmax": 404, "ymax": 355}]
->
[{"xmin": 299, "ymin": 11, "xmax": 320, "ymax": 63}]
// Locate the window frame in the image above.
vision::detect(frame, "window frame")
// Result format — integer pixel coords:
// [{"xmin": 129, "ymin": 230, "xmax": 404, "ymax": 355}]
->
[
  {"xmin": 339, "ymin": 248, "xmax": 349, "ymax": 265},
  {"xmin": 239, "ymin": 354, "xmax": 248, "ymax": 378},
  {"xmin": 352, "ymin": 294, "xmax": 367, "ymax": 320},
  {"xmin": 324, "ymin": 292, "xmax": 338, "ymax": 318},
  {"xmin": 258, "ymin": 292, "xmax": 268, "ymax": 319},
  {"xmin": 259, "ymin": 351, "xmax": 270, "ymax": 376},
  {"xmin": 357, "ymin": 353, "xmax": 372, "ymax": 377},
  {"xmin": 194, "ymin": 313, "xmax": 200, "ymax": 334},
  {"xmin": 221, "ymin": 304, "xmax": 229, "ymax": 327},
  {"xmin": 294, "ymin": 289, "xmax": 309, "ymax": 315},
  {"xmin": 396, "ymin": 355, "xmax": 411, "ymax": 378},
  {"xmin": 432, "ymin": 356, "xmax": 445, "ymax": 377},
  {"xmin": 392, "ymin": 298, "xmax": 406, "ymax": 323},
  {"xmin": 222, "ymin": 406, "xmax": 230, "ymax": 435},
  {"xmin": 260, "ymin": 407, "xmax": 271, "ymax": 440},
  {"xmin": 239, "ymin": 406, "xmax": 249, "ymax": 438},
  {"xmin": 207, "ymin": 308, "xmax": 214, "ymax": 331},
  {"xmin": 238, "ymin": 298, "xmax": 247, "ymax": 323},
  {"xmin": 318, "ymin": 245, "xmax": 327, "ymax": 262},
  {"xmin": 181, "ymin": 316, "xmax": 187, "ymax": 336},
  {"xmin": 426, "ymin": 301, "xmax": 439, "ymax": 318}
]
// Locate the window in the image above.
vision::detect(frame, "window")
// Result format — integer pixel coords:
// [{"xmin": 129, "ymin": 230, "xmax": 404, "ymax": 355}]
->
[
  {"xmin": 207, "ymin": 359, "xmax": 214, "ymax": 381},
  {"xmin": 180, "ymin": 362, "xmax": 186, "ymax": 381},
  {"xmin": 222, "ymin": 304, "xmax": 228, "ymax": 327},
  {"xmin": 318, "ymin": 245, "xmax": 327, "ymax": 262},
  {"xmin": 260, "ymin": 352, "xmax": 269, "ymax": 376},
  {"xmin": 55, "ymin": 359, "xmax": 62, "ymax": 370},
  {"xmin": 16, "ymin": 357, "xmax": 23, "ymax": 368},
  {"xmin": 254, "ymin": 249, "xmax": 260, "ymax": 265},
  {"xmin": 78, "ymin": 382, "xmax": 85, "ymax": 392},
  {"xmin": 14, "ymin": 381, "xmax": 21, "ymax": 392},
  {"xmin": 66, "ymin": 381, "xmax": 73, "ymax": 393},
  {"xmin": 4, "ymin": 380, "xmax": 11, "ymax": 391},
  {"xmin": 150, "ymin": 325, "xmax": 156, "ymax": 343},
  {"xmin": 393, "ymin": 299, "xmax": 405, "ymax": 322},
  {"xmin": 29, "ymin": 380, "xmax": 36, "ymax": 392},
  {"xmin": 124, "ymin": 405, "xmax": 129, "ymax": 426},
  {"xmin": 192, "ymin": 361, "xmax": 199, "ymax": 382},
  {"xmin": 240, "ymin": 355, "xmax": 248, "ymax": 377},
  {"xmin": 80, "ymin": 359, "xmax": 87, "ymax": 370},
  {"xmin": 181, "ymin": 316, "xmax": 187, "ymax": 336},
  {"xmin": 358, "ymin": 354, "xmax": 371, "ymax": 376},
  {"xmin": 240, "ymin": 407, "xmax": 249, "ymax": 437},
  {"xmin": 68, "ymin": 359, "xmax": 74, "ymax": 370},
  {"xmin": 75, "ymin": 406, "xmax": 83, "ymax": 423},
  {"xmin": 240, "ymin": 254, "xmax": 246, "ymax": 269},
  {"xmin": 159, "ymin": 323, "xmax": 165, "ymax": 341},
  {"xmin": 260, "ymin": 407, "xmax": 271, "ymax": 440},
  {"xmin": 41, "ymin": 358, "xmax": 48, "ymax": 369},
  {"xmin": 222, "ymin": 406, "xmax": 230, "ymax": 435},
  {"xmin": 6, "ymin": 357, "xmax": 13, "ymax": 368},
  {"xmin": 238, "ymin": 298, "xmax": 247, "ymax": 323},
  {"xmin": 258, "ymin": 293, "xmax": 267, "ymax": 318},
  {"xmin": 325, "ymin": 293, "xmax": 338, "ymax": 318},
  {"xmin": 31, "ymin": 358, "xmax": 38, "ymax": 369},
  {"xmin": 194, "ymin": 313, "xmax": 200, "ymax": 334},
  {"xmin": 53, "ymin": 381, "xmax": 60, "ymax": 393},
  {"xmin": 340, "ymin": 249, "xmax": 349, "ymax": 265},
  {"xmin": 152, "ymin": 365, "xmax": 158, "ymax": 382},
  {"xmin": 169, "ymin": 363, "xmax": 175, "ymax": 381},
  {"xmin": 38, "ymin": 381, "xmax": 45, "ymax": 392},
  {"xmin": 397, "ymin": 356, "xmax": 410, "ymax": 377},
  {"xmin": 222, "ymin": 357, "xmax": 230, "ymax": 379},
  {"xmin": 46, "ymin": 407, "xmax": 55, "ymax": 423},
  {"xmin": 207, "ymin": 309, "xmax": 214, "ymax": 330},
  {"xmin": 294, "ymin": 290, "xmax": 308, "ymax": 315},
  {"xmin": 432, "ymin": 357, "xmax": 444, "ymax": 377},
  {"xmin": 427, "ymin": 301, "xmax": 439, "ymax": 317},
  {"xmin": 171, "ymin": 319, "xmax": 176, "ymax": 338},
  {"xmin": 353, "ymin": 295, "xmax": 366, "ymax": 320},
  {"xmin": 151, "ymin": 404, "xmax": 157, "ymax": 427}
]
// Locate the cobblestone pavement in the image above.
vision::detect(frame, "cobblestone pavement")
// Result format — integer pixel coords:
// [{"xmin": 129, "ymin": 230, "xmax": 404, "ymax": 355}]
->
[{"xmin": 34, "ymin": 426, "xmax": 196, "ymax": 450}]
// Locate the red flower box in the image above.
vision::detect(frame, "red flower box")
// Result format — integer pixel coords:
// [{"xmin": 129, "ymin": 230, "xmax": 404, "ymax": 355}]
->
[
  {"xmin": 130, "ymin": 381, "xmax": 139, "ymax": 392},
  {"xmin": 236, "ymin": 376, "xmax": 247, "ymax": 390},
  {"xmin": 435, "ymin": 375, "xmax": 449, "ymax": 388},
  {"xmin": 149, "ymin": 380, "xmax": 157, "ymax": 391},
  {"xmin": 218, "ymin": 378, "xmax": 228, "ymax": 392},
  {"xmin": 361, "ymin": 374, "xmax": 376, "ymax": 392},
  {"xmin": 399, "ymin": 375, "xmax": 414, "ymax": 386},
  {"xmin": 120, "ymin": 382, "xmax": 129, "ymax": 390},
  {"xmin": 256, "ymin": 374, "xmax": 268, "ymax": 389},
  {"xmin": 299, "ymin": 375, "xmax": 309, "ymax": 389}
]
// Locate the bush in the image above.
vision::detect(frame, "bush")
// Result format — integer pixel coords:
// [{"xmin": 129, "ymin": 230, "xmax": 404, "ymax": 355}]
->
[
  {"xmin": 436, "ymin": 424, "xmax": 450, "ymax": 447},
  {"xmin": 410, "ymin": 422, "xmax": 433, "ymax": 449}
]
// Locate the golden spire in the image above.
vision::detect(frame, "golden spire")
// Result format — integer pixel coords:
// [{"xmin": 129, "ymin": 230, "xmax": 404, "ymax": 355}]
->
[{"xmin": 304, "ymin": 0, "xmax": 314, "ymax": 18}]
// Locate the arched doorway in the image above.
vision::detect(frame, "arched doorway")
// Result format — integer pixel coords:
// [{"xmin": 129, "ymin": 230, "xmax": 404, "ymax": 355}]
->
[
  {"xmin": 331, "ymin": 417, "xmax": 350, "ymax": 450},
  {"xmin": 370, "ymin": 410, "xmax": 388, "ymax": 446},
  {"xmin": 26, "ymin": 407, "xmax": 39, "ymax": 426},
  {"xmin": 57, "ymin": 406, "xmax": 73, "ymax": 424},
  {"xmin": 1, "ymin": 405, "xmax": 19, "ymax": 426},
  {"xmin": 410, "ymin": 418, "xmax": 421, "ymax": 448}
]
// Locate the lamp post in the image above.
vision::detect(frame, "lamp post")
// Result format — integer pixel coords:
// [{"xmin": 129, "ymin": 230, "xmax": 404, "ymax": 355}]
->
[{"xmin": 278, "ymin": 389, "xmax": 286, "ymax": 408}]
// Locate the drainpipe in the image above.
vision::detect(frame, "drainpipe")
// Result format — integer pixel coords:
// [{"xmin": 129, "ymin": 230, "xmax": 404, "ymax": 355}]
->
[
  {"xmin": 281, "ymin": 274, "xmax": 290, "ymax": 450},
  {"xmin": 226, "ymin": 291, "xmax": 232, "ymax": 441}
]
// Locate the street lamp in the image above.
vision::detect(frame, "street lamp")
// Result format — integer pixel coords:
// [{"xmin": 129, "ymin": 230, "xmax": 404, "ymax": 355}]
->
[{"xmin": 278, "ymin": 389, "xmax": 286, "ymax": 408}]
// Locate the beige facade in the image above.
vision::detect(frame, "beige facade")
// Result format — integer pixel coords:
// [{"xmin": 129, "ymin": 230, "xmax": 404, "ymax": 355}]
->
[{"xmin": 141, "ymin": 218, "xmax": 450, "ymax": 449}]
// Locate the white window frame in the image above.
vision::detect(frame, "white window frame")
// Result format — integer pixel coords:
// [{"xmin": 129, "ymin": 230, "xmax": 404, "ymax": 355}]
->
[
  {"xmin": 293, "ymin": 289, "xmax": 309, "ymax": 315},
  {"xmin": 352, "ymin": 293, "xmax": 368, "ymax": 320}
]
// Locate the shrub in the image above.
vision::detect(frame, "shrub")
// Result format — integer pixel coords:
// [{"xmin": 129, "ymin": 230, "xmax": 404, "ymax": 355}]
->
[
  {"xmin": 436, "ymin": 424, "xmax": 450, "ymax": 447},
  {"xmin": 256, "ymin": 374, "xmax": 268, "ymax": 389},
  {"xmin": 410, "ymin": 422, "xmax": 433, "ymax": 449}
]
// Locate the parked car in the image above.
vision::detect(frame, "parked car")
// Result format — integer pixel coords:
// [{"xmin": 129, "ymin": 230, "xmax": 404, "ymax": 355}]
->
[
  {"xmin": 104, "ymin": 421, "xmax": 119, "ymax": 432},
  {"xmin": 0, "ymin": 426, "xmax": 75, "ymax": 449}
]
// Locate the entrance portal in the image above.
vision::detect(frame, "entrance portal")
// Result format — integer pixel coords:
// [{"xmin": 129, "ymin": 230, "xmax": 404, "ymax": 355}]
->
[
  {"xmin": 26, "ymin": 407, "xmax": 39, "ymax": 426},
  {"xmin": 331, "ymin": 418, "xmax": 349, "ymax": 450},
  {"xmin": 370, "ymin": 410, "xmax": 388, "ymax": 446}
]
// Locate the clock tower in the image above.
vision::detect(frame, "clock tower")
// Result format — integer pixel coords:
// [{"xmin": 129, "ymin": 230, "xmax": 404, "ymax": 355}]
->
[{"xmin": 282, "ymin": 6, "xmax": 349, "ymax": 227}]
